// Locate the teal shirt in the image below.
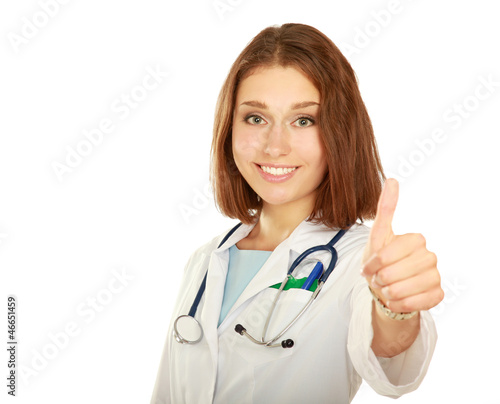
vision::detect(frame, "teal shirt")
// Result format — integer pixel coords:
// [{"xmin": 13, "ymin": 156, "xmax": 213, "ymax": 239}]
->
[{"xmin": 218, "ymin": 245, "xmax": 271, "ymax": 326}]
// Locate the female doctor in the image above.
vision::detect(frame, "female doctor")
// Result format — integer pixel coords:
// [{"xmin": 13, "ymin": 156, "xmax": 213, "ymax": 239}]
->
[{"xmin": 151, "ymin": 23, "xmax": 444, "ymax": 403}]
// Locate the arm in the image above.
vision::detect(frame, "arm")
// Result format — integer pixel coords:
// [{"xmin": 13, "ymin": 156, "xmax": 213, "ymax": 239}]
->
[
  {"xmin": 371, "ymin": 300, "xmax": 420, "ymax": 357},
  {"xmin": 361, "ymin": 179, "xmax": 444, "ymax": 358},
  {"xmin": 347, "ymin": 274, "xmax": 438, "ymax": 397}
]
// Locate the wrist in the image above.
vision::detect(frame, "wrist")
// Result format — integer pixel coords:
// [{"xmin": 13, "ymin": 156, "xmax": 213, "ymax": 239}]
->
[{"xmin": 368, "ymin": 285, "xmax": 419, "ymax": 321}]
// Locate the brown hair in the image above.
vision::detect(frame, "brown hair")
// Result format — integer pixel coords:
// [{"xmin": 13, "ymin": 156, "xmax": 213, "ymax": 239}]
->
[{"xmin": 210, "ymin": 23, "xmax": 385, "ymax": 229}]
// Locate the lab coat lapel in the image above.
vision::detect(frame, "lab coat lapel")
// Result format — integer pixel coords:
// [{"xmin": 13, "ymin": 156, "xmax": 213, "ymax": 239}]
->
[
  {"xmin": 199, "ymin": 250, "xmax": 226, "ymax": 378},
  {"xmin": 198, "ymin": 223, "xmax": 255, "ymax": 376}
]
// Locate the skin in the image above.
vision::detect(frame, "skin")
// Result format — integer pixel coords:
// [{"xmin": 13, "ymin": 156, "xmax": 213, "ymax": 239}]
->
[
  {"xmin": 231, "ymin": 65, "xmax": 444, "ymax": 358},
  {"xmin": 232, "ymin": 65, "xmax": 327, "ymax": 251},
  {"xmin": 362, "ymin": 179, "xmax": 444, "ymax": 357}
]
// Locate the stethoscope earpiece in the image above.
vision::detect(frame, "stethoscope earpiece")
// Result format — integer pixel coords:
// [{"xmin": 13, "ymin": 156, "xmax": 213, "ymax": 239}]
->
[{"xmin": 234, "ymin": 324, "xmax": 246, "ymax": 335}]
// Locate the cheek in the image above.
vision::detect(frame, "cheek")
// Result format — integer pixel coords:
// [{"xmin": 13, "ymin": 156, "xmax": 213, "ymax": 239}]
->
[
  {"xmin": 232, "ymin": 128, "xmax": 262, "ymax": 160},
  {"xmin": 292, "ymin": 132, "xmax": 327, "ymax": 167}
]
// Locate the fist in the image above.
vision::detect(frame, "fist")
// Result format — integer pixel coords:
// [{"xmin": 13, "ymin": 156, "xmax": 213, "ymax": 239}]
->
[{"xmin": 361, "ymin": 179, "xmax": 444, "ymax": 313}]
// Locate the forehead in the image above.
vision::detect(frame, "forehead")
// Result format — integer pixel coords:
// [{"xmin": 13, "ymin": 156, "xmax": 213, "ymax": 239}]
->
[{"xmin": 235, "ymin": 66, "xmax": 320, "ymax": 105}]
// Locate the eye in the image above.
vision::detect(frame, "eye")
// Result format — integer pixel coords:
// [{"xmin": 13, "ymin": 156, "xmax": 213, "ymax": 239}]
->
[
  {"xmin": 293, "ymin": 116, "xmax": 315, "ymax": 127},
  {"xmin": 245, "ymin": 115, "xmax": 267, "ymax": 125}
]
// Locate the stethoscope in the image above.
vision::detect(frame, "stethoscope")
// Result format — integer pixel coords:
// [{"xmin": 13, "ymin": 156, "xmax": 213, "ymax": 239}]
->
[{"xmin": 173, "ymin": 222, "xmax": 348, "ymax": 348}]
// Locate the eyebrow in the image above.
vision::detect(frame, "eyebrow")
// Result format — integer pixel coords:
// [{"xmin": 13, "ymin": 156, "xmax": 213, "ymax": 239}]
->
[{"xmin": 238, "ymin": 100, "xmax": 320, "ymax": 110}]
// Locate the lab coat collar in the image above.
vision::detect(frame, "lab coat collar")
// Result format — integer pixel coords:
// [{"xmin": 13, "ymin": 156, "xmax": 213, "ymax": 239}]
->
[{"xmin": 214, "ymin": 219, "xmax": 341, "ymax": 255}]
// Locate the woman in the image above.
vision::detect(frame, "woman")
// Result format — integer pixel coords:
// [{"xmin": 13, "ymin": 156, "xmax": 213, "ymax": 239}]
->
[{"xmin": 151, "ymin": 23, "xmax": 443, "ymax": 403}]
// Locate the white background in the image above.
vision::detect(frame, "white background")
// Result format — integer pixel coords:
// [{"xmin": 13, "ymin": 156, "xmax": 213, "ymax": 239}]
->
[{"xmin": 1, "ymin": 0, "xmax": 499, "ymax": 403}]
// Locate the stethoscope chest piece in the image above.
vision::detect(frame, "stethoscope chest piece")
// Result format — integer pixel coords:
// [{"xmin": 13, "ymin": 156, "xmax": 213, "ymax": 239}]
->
[{"xmin": 173, "ymin": 315, "xmax": 203, "ymax": 344}]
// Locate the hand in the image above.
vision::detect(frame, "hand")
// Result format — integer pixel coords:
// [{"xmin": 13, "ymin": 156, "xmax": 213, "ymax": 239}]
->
[{"xmin": 361, "ymin": 178, "xmax": 444, "ymax": 313}]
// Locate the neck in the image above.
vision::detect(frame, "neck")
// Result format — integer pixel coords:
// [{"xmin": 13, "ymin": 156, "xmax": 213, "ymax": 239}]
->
[{"xmin": 238, "ymin": 193, "xmax": 317, "ymax": 251}]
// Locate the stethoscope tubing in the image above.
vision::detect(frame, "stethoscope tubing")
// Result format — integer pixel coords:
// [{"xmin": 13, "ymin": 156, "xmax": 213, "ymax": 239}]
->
[{"xmin": 261, "ymin": 278, "xmax": 325, "ymax": 347}]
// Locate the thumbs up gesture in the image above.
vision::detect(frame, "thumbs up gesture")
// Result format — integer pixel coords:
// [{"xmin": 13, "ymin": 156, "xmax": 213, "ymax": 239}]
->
[{"xmin": 361, "ymin": 179, "xmax": 444, "ymax": 314}]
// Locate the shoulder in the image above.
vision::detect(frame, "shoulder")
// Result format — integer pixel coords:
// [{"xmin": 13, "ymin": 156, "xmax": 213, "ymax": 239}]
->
[
  {"xmin": 338, "ymin": 223, "xmax": 371, "ymax": 255},
  {"xmin": 187, "ymin": 222, "xmax": 250, "ymax": 260},
  {"xmin": 179, "ymin": 229, "xmax": 230, "ymax": 276},
  {"xmin": 294, "ymin": 220, "xmax": 370, "ymax": 253},
  {"xmin": 323, "ymin": 222, "xmax": 370, "ymax": 263}
]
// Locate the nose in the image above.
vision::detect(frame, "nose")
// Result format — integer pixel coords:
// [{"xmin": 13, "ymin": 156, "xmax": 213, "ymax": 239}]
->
[{"xmin": 263, "ymin": 123, "xmax": 291, "ymax": 158}]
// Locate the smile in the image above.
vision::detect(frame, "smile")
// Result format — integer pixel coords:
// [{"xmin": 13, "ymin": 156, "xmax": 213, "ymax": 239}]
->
[
  {"xmin": 260, "ymin": 165, "xmax": 297, "ymax": 176},
  {"xmin": 256, "ymin": 164, "xmax": 299, "ymax": 183}
]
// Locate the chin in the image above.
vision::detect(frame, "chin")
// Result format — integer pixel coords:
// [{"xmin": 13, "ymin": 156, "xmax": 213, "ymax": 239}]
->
[{"xmin": 259, "ymin": 193, "xmax": 294, "ymax": 206}]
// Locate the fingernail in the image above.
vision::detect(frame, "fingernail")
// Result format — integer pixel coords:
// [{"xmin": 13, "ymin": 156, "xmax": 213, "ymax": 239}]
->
[
  {"xmin": 371, "ymin": 274, "xmax": 382, "ymax": 289},
  {"xmin": 381, "ymin": 286, "xmax": 390, "ymax": 298}
]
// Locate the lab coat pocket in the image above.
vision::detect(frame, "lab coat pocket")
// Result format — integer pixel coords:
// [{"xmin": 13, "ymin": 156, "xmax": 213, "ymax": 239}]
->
[{"xmin": 226, "ymin": 287, "xmax": 314, "ymax": 367}]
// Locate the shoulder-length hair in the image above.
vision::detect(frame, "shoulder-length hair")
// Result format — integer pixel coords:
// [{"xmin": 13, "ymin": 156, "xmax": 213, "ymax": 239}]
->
[{"xmin": 210, "ymin": 23, "xmax": 385, "ymax": 229}]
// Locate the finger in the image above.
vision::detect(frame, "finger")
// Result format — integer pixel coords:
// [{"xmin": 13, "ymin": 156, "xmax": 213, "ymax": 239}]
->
[
  {"xmin": 369, "ymin": 178, "xmax": 399, "ymax": 252},
  {"xmin": 386, "ymin": 286, "xmax": 445, "ymax": 313},
  {"xmin": 379, "ymin": 269, "xmax": 442, "ymax": 302},
  {"xmin": 362, "ymin": 232, "xmax": 426, "ymax": 277},
  {"xmin": 373, "ymin": 249, "xmax": 437, "ymax": 287}
]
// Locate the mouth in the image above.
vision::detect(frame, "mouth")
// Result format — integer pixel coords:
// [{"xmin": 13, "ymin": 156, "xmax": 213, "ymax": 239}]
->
[
  {"xmin": 258, "ymin": 165, "xmax": 298, "ymax": 176},
  {"xmin": 255, "ymin": 163, "xmax": 300, "ymax": 183}
]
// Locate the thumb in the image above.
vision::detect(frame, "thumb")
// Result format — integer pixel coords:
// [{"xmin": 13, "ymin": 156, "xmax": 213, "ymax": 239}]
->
[{"xmin": 367, "ymin": 178, "xmax": 399, "ymax": 254}]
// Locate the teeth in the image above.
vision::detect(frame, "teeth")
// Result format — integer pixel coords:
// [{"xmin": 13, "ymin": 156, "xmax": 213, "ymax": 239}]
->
[{"xmin": 261, "ymin": 166, "xmax": 297, "ymax": 176}]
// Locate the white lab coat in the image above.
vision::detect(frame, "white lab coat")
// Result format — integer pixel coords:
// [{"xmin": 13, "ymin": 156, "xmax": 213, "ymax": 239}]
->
[{"xmin": 151, "ymin": 220, "xmax": 437, "ymax": 404}]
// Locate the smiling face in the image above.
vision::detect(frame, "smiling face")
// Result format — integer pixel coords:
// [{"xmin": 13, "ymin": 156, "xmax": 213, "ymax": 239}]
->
[{"xmin": 232, "ymin": 65, "xmax": 328, "ymax": 212}]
